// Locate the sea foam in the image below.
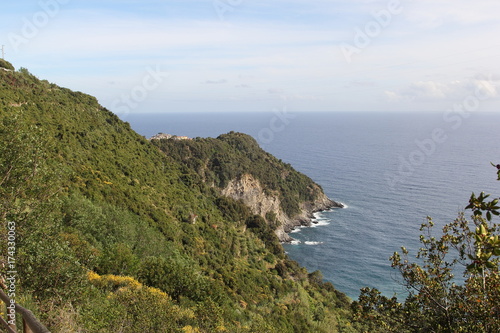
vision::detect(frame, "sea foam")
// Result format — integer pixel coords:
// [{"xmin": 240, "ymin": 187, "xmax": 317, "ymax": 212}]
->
[{"xmin": 304, "ymin": 241, "xmax": 323, "ymax": 245}]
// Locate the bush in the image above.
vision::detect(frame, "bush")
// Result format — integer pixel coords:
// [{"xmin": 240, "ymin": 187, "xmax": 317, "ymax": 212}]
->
[
  {"xmin": 85, "ymin": 272, "xmax": 192, "ymax": 332},
  {"xmin": 0, "ymin": 59, "xmax": 14, "ymax": 71},
  {"xmin": 138, "ymin": 256, "xmax": 215, "ymax": 303}
]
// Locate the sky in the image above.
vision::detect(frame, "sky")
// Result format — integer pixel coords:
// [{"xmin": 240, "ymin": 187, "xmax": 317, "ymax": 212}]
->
[{"xmin": 2, "ymin": 0, "xmax": 500, "ymax": 114}]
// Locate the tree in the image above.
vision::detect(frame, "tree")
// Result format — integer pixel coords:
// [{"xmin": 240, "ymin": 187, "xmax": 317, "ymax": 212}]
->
[{"xmin": 352, "ymin": 163, "xmax": 500, "ymax": 332}]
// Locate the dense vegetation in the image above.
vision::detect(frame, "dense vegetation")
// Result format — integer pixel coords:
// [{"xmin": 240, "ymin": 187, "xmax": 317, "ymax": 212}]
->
[
  {"xmin": 151, "ymin": 133, "xmax": 327, "ymax": 218},
  {"xmin": 0, "ymin": 62, "xmax": 354, "ymax": 332},
  {"xmin": 0, "ymin": 59, "xmax": 15, "ymax": 71},
  {"xmin": 1, "ymin": 60, "xmax": 498, "ymax": 332}
]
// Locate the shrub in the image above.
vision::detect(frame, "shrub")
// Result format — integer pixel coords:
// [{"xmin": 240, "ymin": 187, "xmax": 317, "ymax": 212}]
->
[{"xmin": 0, "ymin": 59, "xmax": 14, "ymax": 71}]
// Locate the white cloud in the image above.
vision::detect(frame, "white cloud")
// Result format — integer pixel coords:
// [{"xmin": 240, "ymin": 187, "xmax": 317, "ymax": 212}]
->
[
  {"xmin": 467, "ymin": 77, "xmax": 499, "ymax": 99},
  {"xmin": 404, "ymin": 0, "xmax": 500, "ymax": 29},
  {"xmin": 3, "ymin": 0, "xmax": 500, "ymax": 112},
  {"xmin": 385, "ymin": 76, "xmax": 499, "ymax": 103}
]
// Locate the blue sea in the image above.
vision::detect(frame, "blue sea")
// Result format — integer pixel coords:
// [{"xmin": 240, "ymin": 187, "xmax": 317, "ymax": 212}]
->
[{"xmin": 124, "ymin": 111, "xmax": 500, "ymax": 300}]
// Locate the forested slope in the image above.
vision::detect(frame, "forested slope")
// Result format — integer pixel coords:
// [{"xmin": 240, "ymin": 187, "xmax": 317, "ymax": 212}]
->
[
  {"xmin": 151, "ymin": 132, "xmax": 343, "ymax": 242},
  {"xmin": 0, "ymin": 61, "xmax": 355, "ymax": 332}
]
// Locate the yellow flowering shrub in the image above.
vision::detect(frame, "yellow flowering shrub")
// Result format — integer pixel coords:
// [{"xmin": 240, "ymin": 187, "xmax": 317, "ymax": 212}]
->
[
  {"xmin": 182, "ymin": 325, "xmax": 201, "ymax": 333},
  {"xmin": 86, "ymin": 271, "xmax": 200, "ymax": 332}
]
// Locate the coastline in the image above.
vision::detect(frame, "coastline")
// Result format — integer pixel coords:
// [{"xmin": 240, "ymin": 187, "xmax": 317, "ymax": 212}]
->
[{"xmin": 278, "ymin": 197, "xmax": 344, "ymax": 243}]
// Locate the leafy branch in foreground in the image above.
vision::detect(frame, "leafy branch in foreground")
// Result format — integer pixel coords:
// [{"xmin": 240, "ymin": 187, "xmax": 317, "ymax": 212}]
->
[
  {"xmin": 352, "ymin": 163, "xmax": 500, "ymax": 333},
  {"xmin": 493, "ymin": 162, "xmax": 500, "ymax": 181}
]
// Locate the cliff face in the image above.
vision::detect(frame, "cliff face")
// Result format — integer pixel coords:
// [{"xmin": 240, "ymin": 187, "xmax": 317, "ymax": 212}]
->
[{"xmin": 222, "ymin": 173, "xmax": 343, "ymax": 242}]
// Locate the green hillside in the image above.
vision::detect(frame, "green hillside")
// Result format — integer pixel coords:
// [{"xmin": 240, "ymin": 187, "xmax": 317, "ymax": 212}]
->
[
  {"xmin": 0, "ymin": 62, "xmax": 356, "ymax": 332},
  {"xmin": 151, "ymin": 132, "xmax": 335, "ymax": 217}
]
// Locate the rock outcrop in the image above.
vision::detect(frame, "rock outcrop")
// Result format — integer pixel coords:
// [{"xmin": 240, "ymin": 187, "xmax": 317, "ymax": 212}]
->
[{"xmin": 222, "ymin": 174, "xmax": 343, "ymax": 242}]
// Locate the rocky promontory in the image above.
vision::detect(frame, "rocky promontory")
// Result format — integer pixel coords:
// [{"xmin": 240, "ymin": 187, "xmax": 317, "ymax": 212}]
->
[
  {"xmin": 222, "ymin": 174, "xmax": 343, "ymax": 242},
  {"xmin": 150, "ymin": 131, "xmax": 344, "ymax": 243}
]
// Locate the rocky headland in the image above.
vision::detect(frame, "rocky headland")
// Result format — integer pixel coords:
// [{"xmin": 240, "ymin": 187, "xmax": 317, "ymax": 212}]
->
[{"xmin": 222, "ymin": 173, "xmax": 344, "ymax": 242}]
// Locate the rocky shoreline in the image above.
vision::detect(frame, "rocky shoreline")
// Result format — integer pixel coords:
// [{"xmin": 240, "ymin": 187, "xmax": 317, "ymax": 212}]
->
[
  {"xmin": 221, "ymin": 173, "xmax": 344, "ymax": 243},
  {"xmin": 277, "ymin": 195, "xmax": 344, "ymax": 243}
]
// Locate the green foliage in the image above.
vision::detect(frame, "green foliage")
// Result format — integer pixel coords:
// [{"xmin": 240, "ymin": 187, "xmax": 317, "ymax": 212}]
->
[
  {"xmin": 17, "ymin": 231, "xmax": 89, "ymax": 300},
  {"xmin": 494, "ymin": 162, "xmax": 500, "ymax": 180},
  {"xmin": 137, "ymin": 256, "xmax": 223, "ymax": 303},
  {"xmin": 246, "ymin": 214, "xmax": 284, "ymax": 257},
  {"xmin": 466, "ymin": 190, "xmax": 500, "ymax": 222},
  {"xmin": 0, "ymin": 111, "xmax": 58, "ymax": 225},
  {"xmin": 0, "ymin": 59, "xmax": 15, "ymax": 71},
  {"xmin": 98, "ymin": 243, "xmax": 139, "ymax": 276},
  {"xmin": 0, "ymin": 67, "xmax": 352, "ymax": 332},
  {"xmin": 353, "ymin": 164, "xmax": 500, "ymax": 332},
  {"xmin": 152, "ymin": 132, "xmax": 325, "ymax": 218},
  {"xmin": 351, "ymin": 288, "xmax": 411, "ymax": 333},
  {"xmin": 83, "ymin": 272, "xmax": 194, "ymax": 332},
  {"xmin": 215, "ymin": 196, "xmax": 251, "ymax": 224}
]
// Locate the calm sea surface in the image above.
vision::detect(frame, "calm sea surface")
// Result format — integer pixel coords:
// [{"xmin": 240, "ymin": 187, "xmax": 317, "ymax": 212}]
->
[{"xmin": 125, "ymin": 111, "xmax": 500, "ymax": 300}]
